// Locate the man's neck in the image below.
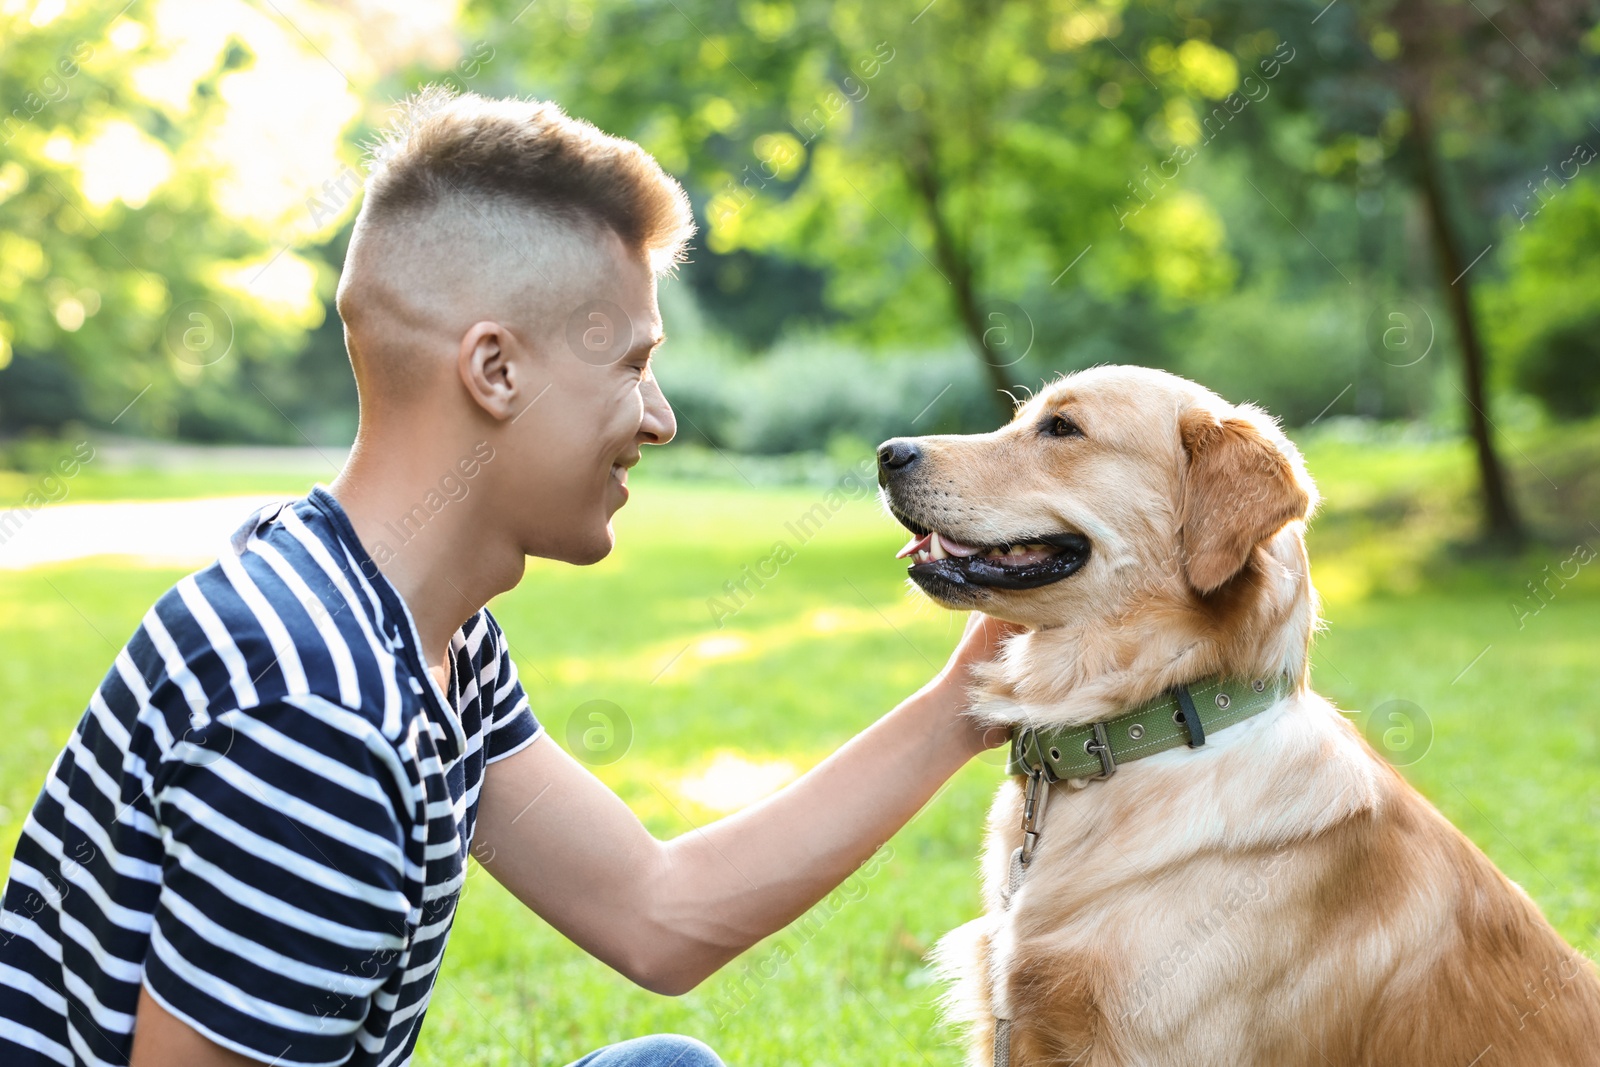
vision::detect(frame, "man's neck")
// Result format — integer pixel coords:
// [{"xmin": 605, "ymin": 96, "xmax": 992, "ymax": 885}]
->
[{"xmin": 327, "ymin": 437, "xmax": 525, "ymax": 675}]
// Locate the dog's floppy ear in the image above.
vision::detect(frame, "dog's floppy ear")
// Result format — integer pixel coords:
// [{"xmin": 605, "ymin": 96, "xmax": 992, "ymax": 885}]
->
[{"xmin": 1178, "ymin": 404, "xmax": 1315, "ymax": 595}]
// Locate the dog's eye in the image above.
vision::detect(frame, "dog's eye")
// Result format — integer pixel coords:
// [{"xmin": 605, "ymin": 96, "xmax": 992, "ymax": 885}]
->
[{"xmin": 1045, "ymin": 413, "xmax": 1084, "ymax": 438}]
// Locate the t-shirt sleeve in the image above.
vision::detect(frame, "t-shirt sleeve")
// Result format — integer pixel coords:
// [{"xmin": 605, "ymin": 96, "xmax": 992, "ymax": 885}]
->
[
  {"xmin": 479, "ymin": 611, "xmax": 541, "ymax": 763},
  {"xmin": 144, "ymin": 696, "xmax": 419, "ymax": 1066}
]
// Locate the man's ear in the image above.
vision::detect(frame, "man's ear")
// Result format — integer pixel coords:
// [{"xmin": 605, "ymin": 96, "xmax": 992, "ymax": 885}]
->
[
  {"xmin": 1178, "ymin": 405, "xmax": 1315, "ymax": 595},
  {"xmin": 458, "ymin": 320, "xmax": 519, "ymax": 420}
]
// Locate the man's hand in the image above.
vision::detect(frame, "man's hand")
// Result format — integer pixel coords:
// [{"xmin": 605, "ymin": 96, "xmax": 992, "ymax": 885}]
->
[
  {"xmin": 923, "ymin": 611, "xmax": 1020, "ymax": 757},
  {"xmin": 473, "ymin": 611, "xmax": 1018, "ymax": 996}
]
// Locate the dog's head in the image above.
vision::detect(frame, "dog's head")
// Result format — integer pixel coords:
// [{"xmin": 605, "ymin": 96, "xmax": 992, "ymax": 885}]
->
[{"xmin": 879, "ymin": 367, "xmax": 1317, "ymax": 650}]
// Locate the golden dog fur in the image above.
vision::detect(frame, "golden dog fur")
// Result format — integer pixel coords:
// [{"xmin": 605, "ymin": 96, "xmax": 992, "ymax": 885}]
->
[{"xmin": 880, "ymin": 366, "xmax": 1600, "ymax": 1066}]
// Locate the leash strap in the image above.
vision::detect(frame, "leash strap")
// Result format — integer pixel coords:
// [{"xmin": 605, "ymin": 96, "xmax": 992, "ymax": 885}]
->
[{"xmin": 993, "ymin": 787, "xmax": 1038, "ymax": 1067}]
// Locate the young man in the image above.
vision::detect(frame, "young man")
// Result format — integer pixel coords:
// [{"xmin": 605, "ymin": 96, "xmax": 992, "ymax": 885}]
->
[{"xmin": 0, "ymin": 90, "xmax": 1008, "ymax": 1067}]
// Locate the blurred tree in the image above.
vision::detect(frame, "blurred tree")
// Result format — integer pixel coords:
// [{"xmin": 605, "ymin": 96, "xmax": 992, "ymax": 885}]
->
[
  {"xmin": 682, "ymin": 247, "xmax": 836, "ymax": 351},
  {"xmin": 0, "ymin": 0, "xmax": 362, "ymax": 443},
  {"xmin": 476, "ymin": 0, "xmax": 1250, "ymax": 419},
  {"xmin": 1201, "ymin": 0, "xmax": 1599, "ymax": 546},
  {"xmin": 1379, "ymin": 0, "xmax": 1596, "ymax": 547},
  {"xmin": 1485, "ymin": 167, "xmax": 1600, "ymax": 421}
]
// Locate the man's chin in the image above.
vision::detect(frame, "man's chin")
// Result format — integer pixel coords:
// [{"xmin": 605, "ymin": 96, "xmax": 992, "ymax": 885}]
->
[
  {"xmin": 570, "ymin": 523, "xmax": 616, "ymax": 566},
  {"xmin": 525, "ymin": 522, "xmax": 614, "ymax": 567}
]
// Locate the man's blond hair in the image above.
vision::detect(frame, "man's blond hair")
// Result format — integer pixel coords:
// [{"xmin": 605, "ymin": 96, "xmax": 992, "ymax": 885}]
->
[
  {"xmin": 363, "ymin": 87, "xmax": 695, "ymax": 272},
  {"xmin": 334, "ymin": 90, "xmax": 693, "ymax": 403}
]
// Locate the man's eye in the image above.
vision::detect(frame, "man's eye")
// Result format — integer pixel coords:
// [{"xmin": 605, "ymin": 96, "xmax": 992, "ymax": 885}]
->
[{"xmin": 1045, "ymin": 413, "xmax": 1084, "ymax": 438}]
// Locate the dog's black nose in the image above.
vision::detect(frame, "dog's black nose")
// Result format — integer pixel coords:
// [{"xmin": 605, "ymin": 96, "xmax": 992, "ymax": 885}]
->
[{"xmin": 877, "ymin": 439, "xmax": 920, "ymax": 477}]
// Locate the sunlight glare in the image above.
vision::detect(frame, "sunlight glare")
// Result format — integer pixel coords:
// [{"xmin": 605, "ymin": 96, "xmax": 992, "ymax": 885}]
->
[
  {"xmin": 676, "ymin": 752, "xmax": 799, "ymax": 814},
  {"xmin": 217, "ymin": 251, "xmax": 321, "ymax": 325},
  {"xmin": 78, "ymin": 121, "xmax": 172, "ymax": 209},
  {"xmin": 27, "ymin": 0, "xmax": 65, "ymax": 28}
]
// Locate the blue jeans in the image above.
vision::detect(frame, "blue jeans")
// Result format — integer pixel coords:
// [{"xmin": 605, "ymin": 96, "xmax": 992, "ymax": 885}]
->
[{"xmin": 565, "ymin": 1034, "xmax": 726, "ymax": 1067}]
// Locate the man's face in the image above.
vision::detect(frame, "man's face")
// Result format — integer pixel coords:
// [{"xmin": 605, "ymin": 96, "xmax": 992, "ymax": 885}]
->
[{"xmin": 500, "ymin": 231, "xmax": 674, "ymax": 566}]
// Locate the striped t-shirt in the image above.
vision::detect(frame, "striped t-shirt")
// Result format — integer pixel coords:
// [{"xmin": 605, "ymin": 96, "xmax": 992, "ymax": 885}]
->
[{"xmin": 0, "ymin": 486, "xmax": 541, "ymax": 1066}]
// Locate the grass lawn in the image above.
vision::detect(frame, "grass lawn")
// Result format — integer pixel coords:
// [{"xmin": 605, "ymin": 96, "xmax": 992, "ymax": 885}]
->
[{"xmin": 0, "ymin": 433, "xmax": 1596, "ymax": 1065}]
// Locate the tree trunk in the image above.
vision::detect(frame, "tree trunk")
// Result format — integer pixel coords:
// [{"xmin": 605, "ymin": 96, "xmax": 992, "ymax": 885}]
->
[
  {"xmin": 904, "ymin": 130, "xmax": 1016, "ymax": 422},
  {"xmin": 1408, "ymin": 99, "xmax": 1525, "ymax": 547}
]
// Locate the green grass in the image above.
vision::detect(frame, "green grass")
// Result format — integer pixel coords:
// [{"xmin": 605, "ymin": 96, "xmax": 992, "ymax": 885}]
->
[
  {"xmin": 1, "ymin": 435, "xmax": 1597, "ymax": 1066},
  {"xmin": 0, "ymin": 465, "xmax": 334, "ymax": 505}
]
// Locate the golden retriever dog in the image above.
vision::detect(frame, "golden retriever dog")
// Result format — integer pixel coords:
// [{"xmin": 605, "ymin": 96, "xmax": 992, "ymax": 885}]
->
[{"xmin": 876, "ymin": 366, "xmax": 1600, "ymax": 1066}]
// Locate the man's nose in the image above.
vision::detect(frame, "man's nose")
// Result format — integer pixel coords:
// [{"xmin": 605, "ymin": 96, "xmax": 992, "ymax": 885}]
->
[
  {"xmin": 641, "ymin": 376, "xmax": 676, "ymax": 445},
  {"xmin": 877, "ymin": 439, "xmax": 921, "ymax": 486}
]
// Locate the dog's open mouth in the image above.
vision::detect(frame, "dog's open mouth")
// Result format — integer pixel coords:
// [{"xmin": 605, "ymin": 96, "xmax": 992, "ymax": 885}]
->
[{"xmin": 892, "ymin": 520, "xmax": 1090, "ymax": 591}]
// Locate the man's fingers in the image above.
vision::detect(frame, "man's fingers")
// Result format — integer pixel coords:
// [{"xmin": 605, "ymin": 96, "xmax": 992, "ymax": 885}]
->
[
  {"xmin": 942, "ymin": 613, "xmax": 1021, "ymax": 686},
  {"xmin": 963, "ymin": 612, "xmax": 1021, "ymax": 655}
]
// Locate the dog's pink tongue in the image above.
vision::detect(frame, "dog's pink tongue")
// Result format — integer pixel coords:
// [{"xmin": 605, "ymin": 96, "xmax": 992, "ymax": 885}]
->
[
  {"xmin": 939, "ymin": 534, "xmax": 983, "ymax": 557},
  {"xmin": 896, "ymin": 533, "xmax": 931, "ymax": 559},
  {"xmin": 895, "ymin": 532, "xmax": 984, "ymax": 559}
]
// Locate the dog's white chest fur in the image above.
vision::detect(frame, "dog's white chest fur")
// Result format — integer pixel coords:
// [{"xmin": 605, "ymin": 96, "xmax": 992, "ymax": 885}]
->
[{"xmin": 936, "ymin": 696, "xmax": 1398, "ymax": 1066}]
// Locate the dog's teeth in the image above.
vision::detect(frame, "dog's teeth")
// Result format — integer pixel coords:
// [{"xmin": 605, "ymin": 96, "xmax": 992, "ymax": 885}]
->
[
  {"xmin": 930, "ymin": 532, "xmax": 948, "ymax": 561},
  {"xmin": 1009, "ymin": 545, "xmax": 1028, "ymax": 556}
]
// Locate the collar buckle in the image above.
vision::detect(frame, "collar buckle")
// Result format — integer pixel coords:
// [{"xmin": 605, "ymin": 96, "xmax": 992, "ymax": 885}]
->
[{"xmin": 1084, "ymin": 720, "xmax": 1117, "ymax": 780}]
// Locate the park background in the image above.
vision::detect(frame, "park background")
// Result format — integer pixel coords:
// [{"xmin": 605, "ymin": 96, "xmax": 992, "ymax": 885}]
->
[{"xmin": 2, "ymin": 0, "xmax": 1598, "ymax": 1063}]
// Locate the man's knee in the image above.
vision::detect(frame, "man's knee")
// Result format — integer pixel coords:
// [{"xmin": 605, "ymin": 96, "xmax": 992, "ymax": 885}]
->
[
  {"xmin": 641, "ymin": 1034, "xmax": 723, "ymax": 1066},
  {"xmin": 575, "ymin": 1033, "xmax": 725, "ymax": 1067}
]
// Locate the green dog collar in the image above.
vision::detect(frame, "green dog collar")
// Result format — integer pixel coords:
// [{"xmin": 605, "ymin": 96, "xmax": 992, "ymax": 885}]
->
[{"xmin": 1005, "ymin": 674, "xmax": 1291, "ymax": 782}]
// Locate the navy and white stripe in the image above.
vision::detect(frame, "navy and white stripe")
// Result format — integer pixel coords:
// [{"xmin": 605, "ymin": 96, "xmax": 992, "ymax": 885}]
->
[{"xmin": 0, "ymin": 486, "xmax": 540, "ymax": 1066}]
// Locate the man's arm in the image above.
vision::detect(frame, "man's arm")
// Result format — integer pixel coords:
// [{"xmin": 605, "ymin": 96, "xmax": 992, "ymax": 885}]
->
[
  {"xmin": 130, "ymin": 987, "xmax": 260, "ymax": 1067},
  {"xmin": 473, "ymin": 614, "xmax": 1010, "ymax": 995}
]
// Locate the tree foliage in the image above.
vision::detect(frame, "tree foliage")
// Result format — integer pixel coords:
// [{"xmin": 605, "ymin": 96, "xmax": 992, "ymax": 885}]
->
[
  {"xmin": 4, "ymin": 0, "xmax": 1598, "ymax": 552},
  {"xmin": 0, "ymin": 1, "xmax": 348, "ymax": 439},
  {"xmin": 482, "ymin": 0, "xmax": 1286, "ymax": 414}
]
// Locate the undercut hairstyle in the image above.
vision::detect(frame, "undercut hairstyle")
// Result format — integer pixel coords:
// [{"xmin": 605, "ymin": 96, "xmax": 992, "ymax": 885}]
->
[{"xmin": 362, "ymin": 87, "xmax": 695, "ymax": 272}]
